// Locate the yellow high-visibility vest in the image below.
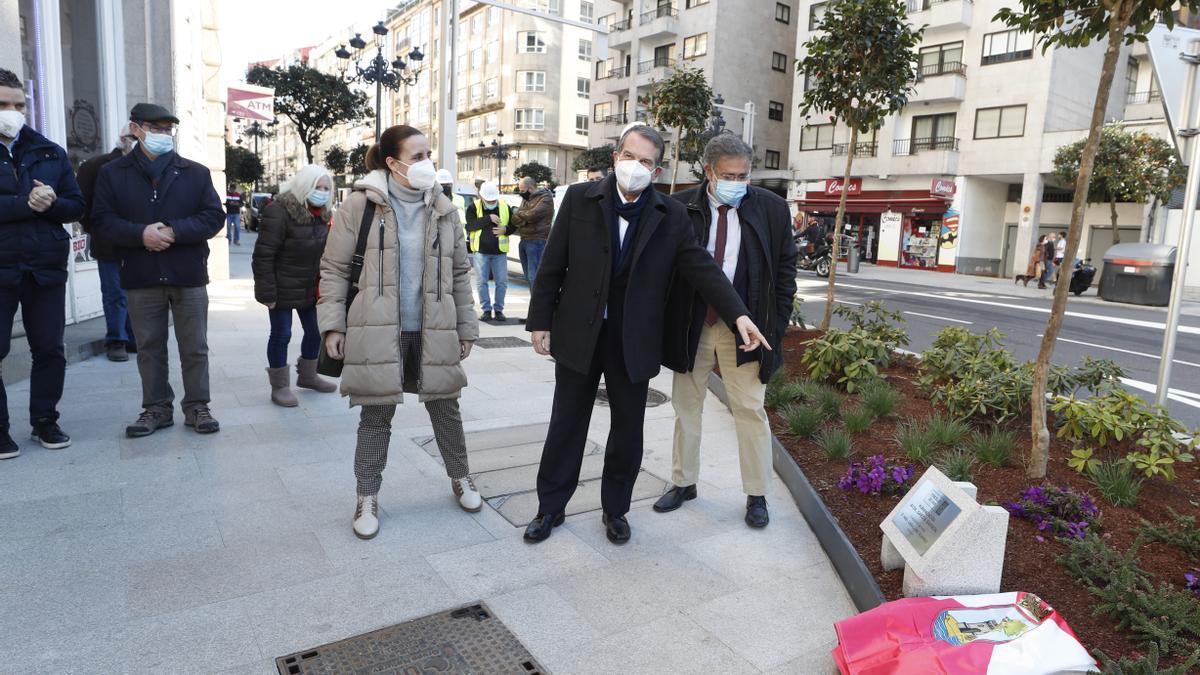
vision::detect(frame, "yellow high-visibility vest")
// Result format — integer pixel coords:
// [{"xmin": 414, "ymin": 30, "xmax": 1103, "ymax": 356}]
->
[{"xmin": 470, "ymin": 199, "xmax": 511, "ymax": 253}]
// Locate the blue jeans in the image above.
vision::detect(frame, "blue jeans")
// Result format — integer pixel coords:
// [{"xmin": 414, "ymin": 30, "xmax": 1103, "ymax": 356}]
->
[
  {"xmin": 519, "ymin": 239, "xmax": 546, "ymax": 288},
  {"xmin": 98, "ymin": 259, "xmax": 133, "ymax": 345},
  {"xmin": 267, "ymin": 305, "xmax": 321, "ymax": 369},
  {"xmin": 472, "ymin": 253, "xmax": 508, "ymax": 312},
  {"xmin": 226, "ymin": 213, "xmax": 240, "ymax": 243}
]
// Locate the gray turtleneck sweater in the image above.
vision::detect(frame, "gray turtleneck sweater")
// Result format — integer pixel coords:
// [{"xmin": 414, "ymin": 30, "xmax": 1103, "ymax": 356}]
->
[{"xmin": 387, "ymin": 177, "xmax": 427, "ymax": 332}]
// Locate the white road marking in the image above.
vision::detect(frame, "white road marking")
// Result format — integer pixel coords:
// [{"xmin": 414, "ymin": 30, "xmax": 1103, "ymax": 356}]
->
[
  {"xmin": 836, "ymin": 282, "xmax": 1200, "ymax": 335},
  {"xmin": 903, "ymin": 311, "xmax": 973, "ymax": 325},
  {"xmin": 836, "ymin": 299, "xmax": 862, "ymax": 306},
  {"xmin": 1120, "ymin": 378, "xmax": 1200, "ymax": 409},
  {"xmin": 1037, "ymin": 335, "xmax": 1200, "ymax": 369}
]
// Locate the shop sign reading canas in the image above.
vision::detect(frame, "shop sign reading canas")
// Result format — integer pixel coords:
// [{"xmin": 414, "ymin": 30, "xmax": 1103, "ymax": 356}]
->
[
  {"xmin": 931, "ymin": 178, "xmax": 957, "ymax": 198},
  {"xmin": 825, "ymin": 178, "xmax": 863, "ymax": 196}
]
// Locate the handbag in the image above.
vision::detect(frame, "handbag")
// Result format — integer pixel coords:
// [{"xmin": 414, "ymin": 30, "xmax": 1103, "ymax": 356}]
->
[{"xmin": 316, "ymin": 201, "xmax": 377, "ymax": 378}]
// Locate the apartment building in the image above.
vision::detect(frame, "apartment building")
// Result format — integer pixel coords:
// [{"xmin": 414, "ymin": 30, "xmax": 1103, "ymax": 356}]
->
[
  {"xmin": 790, "ymin": 0, "xmax": 1176, "ymax": 280},
  {"xmin": 590, "ymin": 0, "xmax": 800, "ymax": 193}
]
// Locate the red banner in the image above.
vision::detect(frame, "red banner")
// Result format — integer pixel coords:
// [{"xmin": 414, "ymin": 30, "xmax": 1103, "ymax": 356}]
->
[
  {"xmin": 227, "ymin": 84, "xmax": 275, "ymax": 122},
  {"xmin": 825, "ymin": 178, "xmax": 862, "ymax": 196},
  {"xmin": 931, "ymin": 178, "xmax": 957, "ymax": 198}
]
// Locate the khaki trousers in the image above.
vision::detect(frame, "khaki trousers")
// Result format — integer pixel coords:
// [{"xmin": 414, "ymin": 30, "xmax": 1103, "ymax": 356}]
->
[{"xmin": 671, "ymin": 322, "xmax": 772, "ymax": 496}]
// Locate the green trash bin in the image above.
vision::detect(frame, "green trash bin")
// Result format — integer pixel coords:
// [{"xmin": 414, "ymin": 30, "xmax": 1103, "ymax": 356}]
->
[{"xmin": 1098, "ymin": 243, "xmax": 1176, "ymax": 306}]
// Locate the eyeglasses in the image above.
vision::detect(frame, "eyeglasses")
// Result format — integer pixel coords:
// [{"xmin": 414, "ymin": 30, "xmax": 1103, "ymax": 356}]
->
[
  {"xmin": 714, "ymin": 173, "xmax": 750, "ymax": 182},
  {"xmin": 617, "ymin": 150, "xmax": 656, "ymax": 170},
  {"xmin": 137, "ymin": 122, "xmax": 177, "ymax": 135},
  {"xmin": 119, "ymin": 135, "xmax": 138, "ymax": 144}
]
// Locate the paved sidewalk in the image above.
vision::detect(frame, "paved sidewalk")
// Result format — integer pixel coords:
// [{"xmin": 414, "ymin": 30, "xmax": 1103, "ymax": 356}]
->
[{"xmin": 0, "ymin": 239, "xmax": 854, "ymax": 674}]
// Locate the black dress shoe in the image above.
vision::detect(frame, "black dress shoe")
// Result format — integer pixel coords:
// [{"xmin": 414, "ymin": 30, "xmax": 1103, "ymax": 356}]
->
[
  {"xmin": 524, "ymin": 512, "xmax": 564, "ymax": 543},
  {"xmin": 652, "ymin": 484, "xmax": 697, "ymax": 513},
  {"xmin": 602, "ymin": 513, "xmax": 631, "ymax": 544},
  {"xmin": 0, "ymin": 430, "xmax": 19, "ymax": 460},
  {"xmin": 494, "ymin": 311, "xmax": 507, "ymax": 322},
  {"xmin": 745, "ymin": 496, "xmax": 769, "ymax": 528},
  {"xmin": 32, "ymin": 421, "xmax": 71, "ymax": 450},
  {"xmin": 481, "ymin": 310, "xmax": 493, "ymax": 322}
]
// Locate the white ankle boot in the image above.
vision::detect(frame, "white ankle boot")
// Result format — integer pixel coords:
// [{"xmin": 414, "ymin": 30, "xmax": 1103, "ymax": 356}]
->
[
  {"xmin": 452, "ymin": 477, "xmax": 482, "ymax": 513},
  {"xmin": 353, "ymin": 494, "xmax": 379, "ymax": 539}
]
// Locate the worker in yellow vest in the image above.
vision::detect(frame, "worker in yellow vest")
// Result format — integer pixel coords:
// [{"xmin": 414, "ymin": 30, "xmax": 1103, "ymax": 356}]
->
[
  {"xmin": 436, "ymin": 169, "xmax": 467, "ymax": 227},
  {"xmin": 465, "ymin": 181, "xmax": 515, "ymax": 322}
]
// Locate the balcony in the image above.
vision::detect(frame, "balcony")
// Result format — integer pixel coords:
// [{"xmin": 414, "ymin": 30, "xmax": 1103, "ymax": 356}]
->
[
  {"xmin": 608, "ymin": 17, "xmax": 633, "ymax": 49},
  {"xmin": 636, "ymin": 56, "xmax": 675, "ymax": 85},
  {"xmin": 891, "ymin": 137, "xmax": 960, "ymax": 175},
  {"xmin": 911, "ymin": 62, "xmax": 967, "ymax": 103},
  {"xmin": 831, "ymin": 142, "xmax": 879, "ymax": 157},
  {"xmin": 605, "ymin": 65, "xmax": 632, "ymax": 93},
  {"xmin": 639, "ymin": 4, "xmax": 678, "ymax": 40},
  {"xmin": 905, "ymin": 0, "xmax": 972, "ymax": 31},
  {"xmin": 595, "ymin": 112, "xmax": 630, "ymax": 139},
  {"xmin": 1124, "ymin": 89, "xmax": 1164, "ymax": 121}
]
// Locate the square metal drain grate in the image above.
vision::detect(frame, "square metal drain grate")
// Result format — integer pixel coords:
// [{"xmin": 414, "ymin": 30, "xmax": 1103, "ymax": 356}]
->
[
  {"xmin": 276, "ymin": 602, "xmax": 546, "ymax": 675},
  {"xmin": 474, "ymin": 336, "xmax": 533, "ymax": 349}
]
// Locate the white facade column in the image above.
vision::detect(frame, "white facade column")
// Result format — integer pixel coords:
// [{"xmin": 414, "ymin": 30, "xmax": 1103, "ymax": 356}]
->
[
  {"xmin": 33, "ymin": 0, "xmax": 68, "ymax": 145},
  {"xmin": 1012, "ymin": 172, "xmax": 1044, "ymax": 275},
  {"xmin": 1, "ymin": 1, "xmax": 22, "ymax": 81},
  {"xmin": 96, "ymin": 0, "xmax": 127, "ymax": 150}
]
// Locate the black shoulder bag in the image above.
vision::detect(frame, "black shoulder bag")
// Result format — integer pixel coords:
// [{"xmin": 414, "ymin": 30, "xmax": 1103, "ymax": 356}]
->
[{"xmin": 316, "ymin": 201, "xmax": 377, "ymax": 378}]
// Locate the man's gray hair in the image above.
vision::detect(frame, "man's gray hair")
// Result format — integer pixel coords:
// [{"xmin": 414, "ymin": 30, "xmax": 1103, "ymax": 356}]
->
[
  {"xmin": 617, "ymin": 123, "xmax": 666, "ymax": 165},
  {"xmin": 703, "ymin": 133, "xmax": 753, "ymax": 168}
]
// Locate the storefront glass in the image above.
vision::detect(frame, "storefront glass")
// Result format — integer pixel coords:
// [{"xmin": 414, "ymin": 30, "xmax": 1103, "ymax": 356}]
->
[{"xmin": 901, "ymin": 217, "xmax": 943, "ymax": 269}]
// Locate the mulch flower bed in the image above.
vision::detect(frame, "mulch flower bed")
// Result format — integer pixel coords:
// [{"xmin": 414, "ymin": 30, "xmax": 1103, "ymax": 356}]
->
[{"xmin": 770, "ymin": 328, "xmax": 1200, "ymax": 664}]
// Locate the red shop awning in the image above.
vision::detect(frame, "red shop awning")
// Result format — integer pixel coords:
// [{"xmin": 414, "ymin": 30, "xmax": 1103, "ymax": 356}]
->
[{"xmin": 796, "ymin": 197, "xmax": 952, "ymax": 214}]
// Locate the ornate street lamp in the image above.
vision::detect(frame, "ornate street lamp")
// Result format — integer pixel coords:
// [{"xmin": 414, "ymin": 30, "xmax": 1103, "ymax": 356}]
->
[
  {"xmin": 232, "ymin": 116, "xmax": 278, "ymax": 190},
  {"xmin": 334, "ymin": 20, "xmax": 425, "ymax": 141},
  {"xmin": 477, "ymin": 131, "xmax": 521, "ymax": 190}
]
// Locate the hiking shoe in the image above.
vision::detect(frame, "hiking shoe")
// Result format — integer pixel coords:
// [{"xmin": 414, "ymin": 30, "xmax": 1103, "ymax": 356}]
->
[
  {"xmin": 126, "ymin": 409, "xmax": 173, "ymax": 438},
  {"xmin": 452, "ymin": 476, "xmax": 483, "ymax": 512},
  {"xmin": 354, "ymin": 494, "xmax": 379, "ymax": 539},
  {"xmin": 184, "ymin": 406, "xmax": 220, "ymax": 434},
  {"xmin": 0, "ymin": 430, "xmax": 19, "ymax": 460},
  {"xmin": 106, "ymin": 343, "xmax": 129, "ymax": 362},
  {"xmin": 31, "ymin": 422, "xmax": 71, "ymax": 450}
]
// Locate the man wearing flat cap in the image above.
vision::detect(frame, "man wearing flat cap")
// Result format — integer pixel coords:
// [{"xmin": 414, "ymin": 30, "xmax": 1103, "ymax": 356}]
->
[{"xmin": 91, "ymin": 103, "xmax": 225, "ymax": 438}]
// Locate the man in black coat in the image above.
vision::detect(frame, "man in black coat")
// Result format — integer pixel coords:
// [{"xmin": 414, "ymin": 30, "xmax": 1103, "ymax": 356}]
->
[
  {"xmin": 77, "ymin": 124, "xmax": 138, "ymax": 362},
  {"xmin": 656, "ymin": 134, "xmax": 798, "ymax": 528},
  {"xmin": 91, "ymin": 103, "xmax": 225, "ymax": 438},
  {"xmin": 523, "ymin": 124, "xmax": 770, "ymax": 545},
  {"xmin": 0, "ymin": 68, "xmax": 84, "ymax": 457}
]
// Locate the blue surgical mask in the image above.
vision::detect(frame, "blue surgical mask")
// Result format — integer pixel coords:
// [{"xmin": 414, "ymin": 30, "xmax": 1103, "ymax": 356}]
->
[
  {"xmin": 307, "ymin": 189, "xmax": 330, "ymax": 207},
  {"xmin": 713, "ymin": 179, "xmax": 748, "ymax": 206},
  {"xmin": 142, "ymin": 131, "xmax": 174, "ymax": 156}
]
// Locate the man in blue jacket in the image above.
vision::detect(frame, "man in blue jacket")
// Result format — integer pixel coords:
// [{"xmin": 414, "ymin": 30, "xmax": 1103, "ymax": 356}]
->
[
  {"xmin": 91, "ymin": 103, "xmax": 225, "ymax": 438},
  {"xmin": 0, "ymin": 68, "xmax": 83, "ymax": 458}
]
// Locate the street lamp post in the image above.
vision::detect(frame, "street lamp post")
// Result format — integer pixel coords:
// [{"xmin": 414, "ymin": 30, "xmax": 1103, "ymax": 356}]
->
[
  {"xmin": 334, "ymin": 20, "xmax": 425, "ymax": 143},
  {"xmin": 233, "ymin": 116, "xmax": 278, "ymax": 191},
  {"xmin": 478, "ymin": 131, "xmax": 521, "ymax": 190}
]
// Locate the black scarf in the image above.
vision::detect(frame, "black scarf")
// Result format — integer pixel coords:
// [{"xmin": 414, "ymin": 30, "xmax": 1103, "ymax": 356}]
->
[
  {"xmin": 610, "ymin": 183, "xmax": 652, "ymax": 274},
  {"xmin": 132, "ymin": 145, "xmax": 174, "ymax": 185}
]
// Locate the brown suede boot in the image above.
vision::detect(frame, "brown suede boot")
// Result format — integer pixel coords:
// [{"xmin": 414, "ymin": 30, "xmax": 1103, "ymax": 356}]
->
[
  {"xmin": 267, "ymin": 367, "xmax": 299, "ymax": 407},
  {"xmin": 296, "ymin": 357, "xmax": 337, "ymax": 393}
]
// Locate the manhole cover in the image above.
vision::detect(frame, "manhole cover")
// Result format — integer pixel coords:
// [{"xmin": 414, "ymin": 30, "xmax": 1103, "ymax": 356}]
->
[
  {"xmin": 276, "ymin": 602, "xmax": 545, "ymax": 675},
  {"xmin": 475, "ymin": 336, "xmax": 533, "ymax": 349},
  {"xmin": 596, "ymin": 386, "xmax": 670, "ymax": 407}
]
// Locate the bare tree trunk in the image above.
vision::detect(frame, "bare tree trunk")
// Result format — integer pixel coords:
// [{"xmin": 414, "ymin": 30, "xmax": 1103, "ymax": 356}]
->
[
  {"xmin": 820, "ymin": 125, "xmax": 858, "ymax": 330},
  {"xmin": 670, "ymin": 127, "xmax": 682, "ymax": 193},
  {"xmin": 1028, "ymin": 19, "xmax": 1126, "ymax": 479},
  {"xmin": 1110, "ymin": 198, "xmax": 1120, "ymax": 245}
]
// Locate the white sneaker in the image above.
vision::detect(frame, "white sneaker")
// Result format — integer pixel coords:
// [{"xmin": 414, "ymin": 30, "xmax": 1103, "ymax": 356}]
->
[
  {"xmin": 353, "ymin": 494, "xmax": 379, "ymax": 539},
  {"xmin": 452, "ymin": 477, "xmax": 483, "ymax": 513}
]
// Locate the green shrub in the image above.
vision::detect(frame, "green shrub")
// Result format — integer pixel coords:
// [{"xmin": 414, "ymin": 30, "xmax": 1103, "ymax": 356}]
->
[
  {"xmin": 1094, "ymin": 643, "xmax": 1200, "ymax": 675},
  {"xmin": 801, "ymin": 328, "xmax": 891, "ymax": 393},
  {"xmin": 816, "ymin": 427, "xmax": 853, "ymax": 460},
  {"xmin": 967, "ymin": 428, "xmax": 1015, "ymax": 467},
  {"xmin": 935, "ymin": 447, "xmax": 975, "ymax": 482},
  {"xmin": 815, "ymin": 385, "xmax": 844, "ymax": 420},
  {"xmin": 917, "ymin": 326, "xmax": 1013, "ymax": 393},
  {"xmin": 896, "ymin": 421, "xmax": 936, "ymax": 465},
  {"xmin": 781, "ymin": 404, "xmax": 825, "ymax": 439},
  {"xmin": 790, "ymin": 293, "xmax": 806, "ymax": 329},
  {"xmin": 925, "ymin": 413, "xmax": 971, "ymax": 449},
  {"xmin": 1137, "ymin": 509, "xmax": 1200, "ymax": 561},
  {"xmin": 859, "ymin": 381, "xmax": 900, "ymax": 418},
  {"xmin": 1090, "ymin": 461, "xmax": 1143, "ymax": 508},
  {"xmin": 842, "ymin": 406, "xmax": 875, "ymax": 434},
  {"xmin": 832, "ymin": 301, "xmax": 910, "ymax": 352},
  {"xmin": 1054, "ymin": 390, "xmax": 1198, "ymax": 481},
  {"xmin": 766, "ymin": 379, "xmax": 809, "ymax": 409}
]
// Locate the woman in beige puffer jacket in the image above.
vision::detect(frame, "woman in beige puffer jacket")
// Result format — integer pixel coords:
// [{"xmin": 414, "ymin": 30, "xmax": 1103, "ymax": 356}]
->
[{"xmin": 318, "ymin": 125, "xmax": 480, "ymax": 540}]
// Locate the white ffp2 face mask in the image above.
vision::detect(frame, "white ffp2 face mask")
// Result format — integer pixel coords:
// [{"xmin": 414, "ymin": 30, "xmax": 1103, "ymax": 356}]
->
[
  {"xmin": 614, "ymin": 159, "xmax": 652, "ymax": 194},
  {"xmin": 0, "ymin": 110, "xmax": 25, "ymax": 139},
  {"xmin": 399, "ymin": 158, "xmax": 438, "ymax": 191}
]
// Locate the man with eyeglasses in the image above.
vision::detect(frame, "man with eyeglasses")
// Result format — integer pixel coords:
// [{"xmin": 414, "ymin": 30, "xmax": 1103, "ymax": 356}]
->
[
  {"xmin": 0, "ymin": 67, "xmax": 85, "ymax": 458},
  {"xmin": 91, "ymin": 103, "xmax": 225, "ymax": 438},
  {"xmin": 657, "ymin": 134, "xmax": 798, "ymax": 528},
  {"xmin": 77, "ymin": 124, "xmax": 139, "ymax": 362},
  {"xmin": 523, "ymin": 124, "xmax": 771, "ymax": 545}
]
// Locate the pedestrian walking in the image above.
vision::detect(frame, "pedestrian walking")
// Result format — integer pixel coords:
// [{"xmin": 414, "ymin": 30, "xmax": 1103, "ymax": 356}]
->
[
  {"xmin": 1040, "ymin": 234, "xmax": 1057, "ymax": 289},
  {"xmin": 512, "ymin": 175, "xmax": 553, "ymax": 289},
  {"xmin": 0, "ymin": 68, "xmax": 84, "ymax": 457},
  {"xmin": 1021, "ymin": 234, "xmax": 1045, "ymax": 287},
  {"xmin": 523, "ymin": 124, "xmax": 770, "ymax": 546},
  {"xmin": 1053, "ymin": 232, "xmax": 1066, "ymax": 283},
  {"xmin": 465, "ymin": 181, "xmax": 514, "ymax": 322},
  {"xmin": 252, "ymin": 164, "xmax": 338, "ymax": 407},
  {"xmin": 77, "ymin": 124, "xmax": 138, "ymax": 362},
  {"xmin": 657, "ymin": 134, "xmax": 798, "ymax": 528},
  {"xmin": 585, "ymin": 167, "xmax": 605, "ymax": 182},
  {"xmin": 317, "ymin": 124, "xmax": 481, "ymax": 540},
  {"xmin": 91, "ymin": 102, "xmax": 225, "ymax": 438},
  {"xmin": 225, "ymin": 185, "xmax": 243, "ymax": 245}
]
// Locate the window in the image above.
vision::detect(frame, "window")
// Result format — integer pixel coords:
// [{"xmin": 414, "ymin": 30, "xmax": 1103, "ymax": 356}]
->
[
  {"xmin": 594, "ymin": 101, "xmax": 612, "ymax": 122},
  {"xmin": 456, "ymin": 88, "xmax": 466, "ymax": 109},
  {"xmin": 596, "ymin": 60, "xmax": 611, "ymax": 79},
  {"xmin": 519, "ymin": 71, "xmax": 546, "ymax": 92},
  {"xmin": 515, "ymin": 108, "xmax": 545, "ymax": 130},
  {"xmin": 456, "ymin": 54, "xmax": 466, "ymax": 74},
  {"xmin": 809, "ymin": 2, "xmax": 827, "ymax": 30},
  {"xmin": 470, "ymin": 83, "xmax": 482, "ymax": 105},
  {"xmin": 489, "ymin": 7, "xmax": 501, "ymax": 23},
  {"xmin": 653, "ymin": 43, "xmax": 676, "ymax": 66},
  {"xmin": 576, "ymin": 114, "xmax": 589, "ymax": 135},
  {"xmin": 472, "ymin": 14, "xmax": 483, "ymax": 34},
  {"xmin": 799, "ymin": 123, "xmax": 834, "ymax": 151},
  {"xmin": 918, "ymin": 42, "xmax": 964, "ymax": 77},
  {"xmin": 580, "ymin": 0, "xmax": 594, "ymax": 22},
  {"xmin": 776, "ymin": 2, "xmax": 791, "ymax": 23},
  {"xmin": 1125, "ymin": 56, "xmax": 1139, "ymax": 98},
  {"xmin": 578, "ymin": 38, "xmax": 592, "ymax": 60},
  {"xmin": 469, "ymin": 117, "xmax": 482, "ymax": 137},
  {"xmin": 485, "ymin": 112, "xmax": 498, "ymax": 134},
  {"xmin": 768, "ymin": 100, "xmax": 784, "ymax": 121},
  {"xmin": 974, "ymin": 105, "xmax": 1026, "ymax": 139},
  {"xmin": 772, "ymin": 51, "xmax": 788, "ymax": 72},
  {"xmin": 471, "ymin": 48, "xmax": 482, "ymax": 69},
  {"xmin": 686, "ymin": 0, "xmax": 709, "ymax": 6},
  {"xmin": 577, "ymin": 77, "xmax": 590, "ymax": 98},
  {"xmin": 981, "ymin": 29, "xmax": 1034, "ymax": 65},
  {"xmin": 485, "ymin": 78, "xmax": 498, "ymax": 100},
  {"xmin": 765, "ymin": 150, "xmax": 780, "ymax": 169},
  {"xmin": 683, "ymin": 33, "xmax": 708, "ymax": 59},
  {"xmin": 911, "ymin": 113, "xmax": 957, "ymax": 149},
  {"xmin": 486, "ymin": 41, "xmax": 499, "ymax": 64},
  {"xmin": 519, "ymin": 31, "xmax": 547, "ymax": 53}
]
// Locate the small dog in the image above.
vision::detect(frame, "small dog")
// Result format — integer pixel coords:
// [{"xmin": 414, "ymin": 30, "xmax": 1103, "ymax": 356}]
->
[{"xmin": 1013, "ymin": 274, "xmax": 1037, "ymax": 286}]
